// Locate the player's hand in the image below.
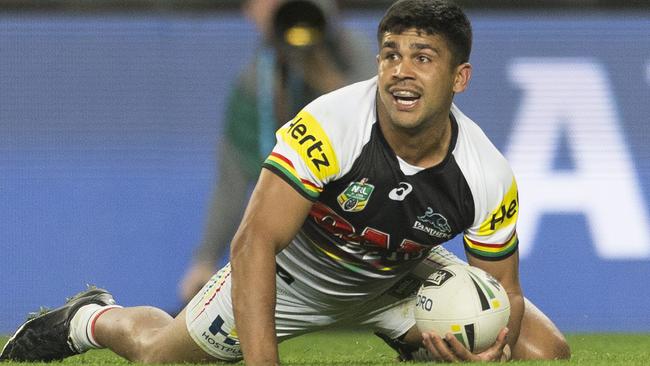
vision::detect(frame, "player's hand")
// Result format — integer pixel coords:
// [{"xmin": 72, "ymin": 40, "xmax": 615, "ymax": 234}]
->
[
  {"xmin": 178, "ymin": 261, "xmax": 215, "ymax": 303},
  {"xmin": 421, "ymin": 328, "xmax": 510, "ymax": 362}
]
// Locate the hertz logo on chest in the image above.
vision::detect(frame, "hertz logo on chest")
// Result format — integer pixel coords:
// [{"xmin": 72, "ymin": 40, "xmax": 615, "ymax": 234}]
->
[{"xmin": 281, "ymin": 110, "xmax": 339, "ymax": 179}]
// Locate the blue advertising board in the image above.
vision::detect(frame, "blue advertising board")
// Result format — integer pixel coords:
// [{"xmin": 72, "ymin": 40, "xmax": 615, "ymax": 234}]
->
[{"xmin": 0, "ymin": 11, "xmax": 648, "ymax": 333}]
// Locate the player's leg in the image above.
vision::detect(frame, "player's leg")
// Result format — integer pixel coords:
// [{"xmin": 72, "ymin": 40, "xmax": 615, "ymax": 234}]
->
[
  {"xmin": 95, "ymin": 263, "xmax": 339, "ymax": 363},
  {"xmin": 511, "ymin": 298, "xmax": 571, "ymax": 360},
  {"xmin": 92, "ymin": 307, "xmax": 215, "ymax": 363},
  {"xmin": 0, "ymin": 276, "xmax": 233, "ymax": 363},
  {"xmin": 84, "ymin": 264, "xmax": 241, "ymax": 363},
  {"xmin": 355, "ymin": 295, "xmax": 425, "ymax": 361}
]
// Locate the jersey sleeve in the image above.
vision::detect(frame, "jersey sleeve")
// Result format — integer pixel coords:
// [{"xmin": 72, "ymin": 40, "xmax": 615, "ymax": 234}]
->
[
  {"xmin": 463, "ymin": 174, "xmax": 519, "ymax": 261},
  {"xmin": 262, "ymin": 109, "xmax": 340, "ymax": 201}
]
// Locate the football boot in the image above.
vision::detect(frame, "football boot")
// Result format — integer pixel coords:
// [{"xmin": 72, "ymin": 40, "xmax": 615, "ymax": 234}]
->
[{"xmin": 0, "ymin": 287, "xmax": 115, "ymax": 362}]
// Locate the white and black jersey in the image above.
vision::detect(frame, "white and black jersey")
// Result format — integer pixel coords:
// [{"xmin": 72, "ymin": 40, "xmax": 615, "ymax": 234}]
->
[{"xmin": 263, "ymin": 77, "xmax": 519, "ymax": 308}]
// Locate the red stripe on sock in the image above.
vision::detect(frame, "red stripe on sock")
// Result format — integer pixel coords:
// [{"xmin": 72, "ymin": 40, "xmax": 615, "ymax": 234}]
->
[{"xmin": 89, "ymin": 306, "xmax": 120, "ymax": 347}]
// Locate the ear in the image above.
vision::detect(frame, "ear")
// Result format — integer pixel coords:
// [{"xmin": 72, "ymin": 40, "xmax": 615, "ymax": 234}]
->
[
  {"xmin": 452, "ymin": 62, "xmax": 472, "ymax": 93},
  {"xmin": 376, "ymin": 54, "xmax": 380, "ymax": 65}
]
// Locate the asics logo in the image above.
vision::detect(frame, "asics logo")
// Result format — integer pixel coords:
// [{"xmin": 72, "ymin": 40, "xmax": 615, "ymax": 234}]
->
[{"xmin": 389, "ymin": 182, "xmax": 413, "ymax": 201}]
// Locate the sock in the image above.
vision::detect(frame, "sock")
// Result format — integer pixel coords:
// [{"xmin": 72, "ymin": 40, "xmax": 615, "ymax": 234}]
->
[{"xmin": 69, "ymin": 304, "xmax": 122, "ymax": 353}]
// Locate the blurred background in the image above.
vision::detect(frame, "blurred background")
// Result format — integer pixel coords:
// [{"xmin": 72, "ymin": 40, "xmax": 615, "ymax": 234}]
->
[{"xmin": 1, "ymin": 0, "xmax": 648, "ymax": 335}]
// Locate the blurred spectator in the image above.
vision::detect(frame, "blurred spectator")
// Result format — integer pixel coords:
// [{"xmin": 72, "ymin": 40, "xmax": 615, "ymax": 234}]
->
[{"xmin": 178, "ymin": 0, "xmax": 375, "ymax": 303}]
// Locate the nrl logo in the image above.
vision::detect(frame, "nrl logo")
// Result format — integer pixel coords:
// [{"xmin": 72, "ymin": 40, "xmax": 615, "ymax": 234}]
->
[
  {"xmin": 413, "ymin": 207, "xmax": 452, "ymax": 239},
  {"xmin": 337, "ymin": 178, "xmax": 374, "ymax": 212},
  {"xmin": 423, "ymin": 269, "xmax": 454, "ymax": 288}
]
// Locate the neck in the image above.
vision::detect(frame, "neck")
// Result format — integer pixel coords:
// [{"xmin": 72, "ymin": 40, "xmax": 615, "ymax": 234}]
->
[{"xmin": 378, "ymin": 107, "xmax": 453, "ymax": 169}]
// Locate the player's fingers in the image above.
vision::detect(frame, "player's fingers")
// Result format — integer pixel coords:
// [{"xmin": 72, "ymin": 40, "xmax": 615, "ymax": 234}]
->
[
  {"xmin": 430, "ymin": 333, "xmax": 460, "ymax": 362},
  {"xmin": 421, "ymin": 333, "xmax": 444, "ymax": 361},
  {"xmin": 493, "ymin": 327, "xmax": 509, "ymax": 352},
  {"xmin": 445, "ymin": 333, "xmax": 477, "ymax": 361},
  {"xmin": 479, "ymin": 328, "xmax": 509, "ymax": 361},
  {"xmin": 501, "ymin": 344, "xmax": 512, "ymax": 362},
  {"xmin": 497, "ymin": 327, "xmax": 509, "ymax": 344},
  {"xmin": 494, "ymin": 328, "xmax": 510, "ymax": 360}
]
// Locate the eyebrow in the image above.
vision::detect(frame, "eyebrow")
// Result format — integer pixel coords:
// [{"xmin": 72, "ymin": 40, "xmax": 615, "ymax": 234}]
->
[
  {"xmin": 381, "ymin": 40, "xmax": 439, "ymax": 53},
  {"xmin": 412, "ymin": 43, "xmax": 438, "ymax": 52},
  {"xmin": 381, "ymin": 40, "xmax": 398, "ymax": 49}
]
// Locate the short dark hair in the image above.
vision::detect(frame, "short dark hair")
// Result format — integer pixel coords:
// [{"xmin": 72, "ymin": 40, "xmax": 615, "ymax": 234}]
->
[{"xmin": 377, "ymin": 0, "xmax": 472, "ymax": 65}]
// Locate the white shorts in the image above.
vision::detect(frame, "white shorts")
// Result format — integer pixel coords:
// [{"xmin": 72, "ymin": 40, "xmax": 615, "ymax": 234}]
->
[{"xmin": 185, "ymin": 247, "xmax": 465, "ymax": 361}]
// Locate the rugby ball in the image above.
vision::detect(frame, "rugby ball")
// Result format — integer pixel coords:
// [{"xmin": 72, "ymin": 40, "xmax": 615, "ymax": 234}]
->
[{"xmin": 414, "ymin": 264, "xmax": 510, "ymax": 353}]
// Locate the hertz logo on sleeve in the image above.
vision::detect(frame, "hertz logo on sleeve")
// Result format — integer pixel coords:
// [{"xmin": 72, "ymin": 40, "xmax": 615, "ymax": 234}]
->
[
  {"xmin": 478, "ymin": 178, "xmax": 519, "ymax": 236},
  {"xmin": 280, "ymin": 110, "xmax": 339, "ymax": 180}
]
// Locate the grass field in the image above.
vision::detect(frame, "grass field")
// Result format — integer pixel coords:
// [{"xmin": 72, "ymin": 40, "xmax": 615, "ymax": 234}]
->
[{"xmin": 2, "ymin": 331, "xmax": 650, "ymax": 365}]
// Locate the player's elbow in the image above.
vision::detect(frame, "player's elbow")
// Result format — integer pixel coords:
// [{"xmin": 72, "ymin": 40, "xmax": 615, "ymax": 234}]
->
[
  {"xmin": 230, "ymin": 221, "xmax": 289, "ymax": 264},
  {"xmin": 230, "ymin": 227, "xmax": 280, "ymax": 269},
  {"xmin": 229, "ymin": 223, "xmax": 258, "ymax": 262},
  {"xmin": 229, "ymin": 230, "xmax": 248, "ymax": 263}
]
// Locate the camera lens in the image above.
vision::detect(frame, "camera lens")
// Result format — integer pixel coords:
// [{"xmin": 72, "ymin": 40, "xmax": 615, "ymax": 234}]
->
[{"xmin": 273, "ymin": 0, "xmax": 326, "ymax": 48}]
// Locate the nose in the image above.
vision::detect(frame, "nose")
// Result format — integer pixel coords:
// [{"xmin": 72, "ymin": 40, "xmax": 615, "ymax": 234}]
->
[{"xmin": 392, "ymin": 58, "xmax": 415, "ymax": 79}]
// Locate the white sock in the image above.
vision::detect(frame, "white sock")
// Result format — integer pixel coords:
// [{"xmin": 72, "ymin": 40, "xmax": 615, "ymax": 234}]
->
[{"xmin": 69, "ymin": 304, "xmax": 122, "ymax": 353}]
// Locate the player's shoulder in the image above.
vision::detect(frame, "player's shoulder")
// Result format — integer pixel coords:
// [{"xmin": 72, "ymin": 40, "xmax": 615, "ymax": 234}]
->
[
  {"xmin": 271, "ymin": 78, "xmax": 378, "ymax": 188},
  {"xmin": 451, "ymin": 104, "xmax": 514, "ymax": 188},
  {"xmin": 452, "ymin": 105, "xmax": 519, "ymax": 256},
  {"xmin": 301, "ymin": 77, "xmax": 377, "ymax": 133},
  {"xmin": 289, "ymin": 77, "xmax": 377, "ymax": 172}
]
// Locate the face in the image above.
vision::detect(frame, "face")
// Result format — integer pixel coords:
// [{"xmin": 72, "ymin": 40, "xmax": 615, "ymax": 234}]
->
[{"xmin": 376, "ymin": 28, "xmax": 471, "ymax": 132}]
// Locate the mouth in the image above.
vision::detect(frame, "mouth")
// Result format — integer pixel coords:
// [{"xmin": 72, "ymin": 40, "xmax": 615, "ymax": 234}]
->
[{"xmin": 389, "ymin": 88, "xmax": 421, "ymax": 111}]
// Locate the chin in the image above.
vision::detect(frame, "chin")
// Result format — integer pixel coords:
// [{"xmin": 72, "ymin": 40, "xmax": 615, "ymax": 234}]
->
[{"xmin": 389, "ymin": 114, "xmax": 423, "ymax": 131}]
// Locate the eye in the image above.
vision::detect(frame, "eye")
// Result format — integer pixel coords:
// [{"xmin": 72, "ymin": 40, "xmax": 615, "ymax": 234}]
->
[
  {"xmin": 417, "ymin": 55, "xmax": 431, "ymax": 63},
  {"xmin": 383, "ymin": 51, "xmax": 400, "ymax": 61}
]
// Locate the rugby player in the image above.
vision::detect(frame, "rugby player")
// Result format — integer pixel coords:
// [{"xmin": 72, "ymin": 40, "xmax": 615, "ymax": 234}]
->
[{"xmin": 1, "ymin": 0, "xmax": 570, "ymax": 364}]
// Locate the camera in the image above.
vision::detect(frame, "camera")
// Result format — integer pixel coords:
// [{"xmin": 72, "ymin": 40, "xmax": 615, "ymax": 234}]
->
[{"xmin": 273, "ymin": 0, "xmax": 328, "ymax": 48}]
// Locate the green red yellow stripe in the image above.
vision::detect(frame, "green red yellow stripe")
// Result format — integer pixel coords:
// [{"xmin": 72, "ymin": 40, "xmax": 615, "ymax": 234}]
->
[
  {"xmin": 464, "ymin": 231, "xmax": 518, "ymax": 259},
  {"xmin": 264, "ymin": 152, "xmax": 321, "ymax": 199}
]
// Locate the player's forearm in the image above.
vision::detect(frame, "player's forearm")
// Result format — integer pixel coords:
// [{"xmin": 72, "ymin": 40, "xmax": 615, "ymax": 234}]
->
[
  {"xmin": 231, "ymin": 232, "xmax": 279, "ymax": 365},
  {"xmin": 229, "ymin": 170, "xmax": 312, "ymax": 364},
  {"xmin": 505, "ymin": 290, "xmax": 524, "ymax": 350}
]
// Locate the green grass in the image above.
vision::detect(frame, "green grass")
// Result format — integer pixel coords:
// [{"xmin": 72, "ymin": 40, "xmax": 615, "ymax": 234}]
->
[{"xmin": 1, "ymin": 332, "xmax": 649, "ymax": 365}]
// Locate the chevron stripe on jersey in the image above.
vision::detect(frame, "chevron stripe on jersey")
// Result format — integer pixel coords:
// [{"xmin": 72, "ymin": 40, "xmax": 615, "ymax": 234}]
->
[
  {"xmin": 464, "ymin": 231, "xmax": 519, "ymax": 260},
  {"xmin": 264, "ymin": 152, "xmax": 322, "ymax": 199}
]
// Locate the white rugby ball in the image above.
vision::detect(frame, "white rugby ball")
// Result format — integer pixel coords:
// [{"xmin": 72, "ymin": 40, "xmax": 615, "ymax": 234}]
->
[{"xmin": 414, "ymin": 264, "xmax": 510, "ymax": 353}]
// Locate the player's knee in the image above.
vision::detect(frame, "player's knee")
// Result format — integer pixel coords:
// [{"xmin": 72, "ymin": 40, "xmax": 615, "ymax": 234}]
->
[
  {"xmin": 118, "ymin": 334, "xmax": 157, "ymax": 363},
  {"xmin": 116, "ymin": 329, "xmax": 165, "ymax": 364},
  {"xmin": 551, "ymin": 336, "xmax": 571, "ymax": 360},
  {"xmin": 135, "ymin": 339, "xmax": 170, "ymax": 364},
  {"xmin": 537, "ymin": 328, "xmax": 571, "ymax": 360},
  {"xmin": 138, "ymin": 353, "xmax": 165, "ymax": 364},
  {"xmin": 115, "ymin": 310, "xmax": 173, "ymax": 363},
  {"xmin": 513, "ymin": 332, "xmax": 571, "ymax": 361}
]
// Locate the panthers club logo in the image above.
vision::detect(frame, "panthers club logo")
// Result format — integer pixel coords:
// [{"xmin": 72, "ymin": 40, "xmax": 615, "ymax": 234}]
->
[
  {"xmin": 337, "ymin": 178, "xmax": 374, "ymax": 212},
  {"xmin": 413, "ymin": 207, "xmax": 452, "ymax": 239}
]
